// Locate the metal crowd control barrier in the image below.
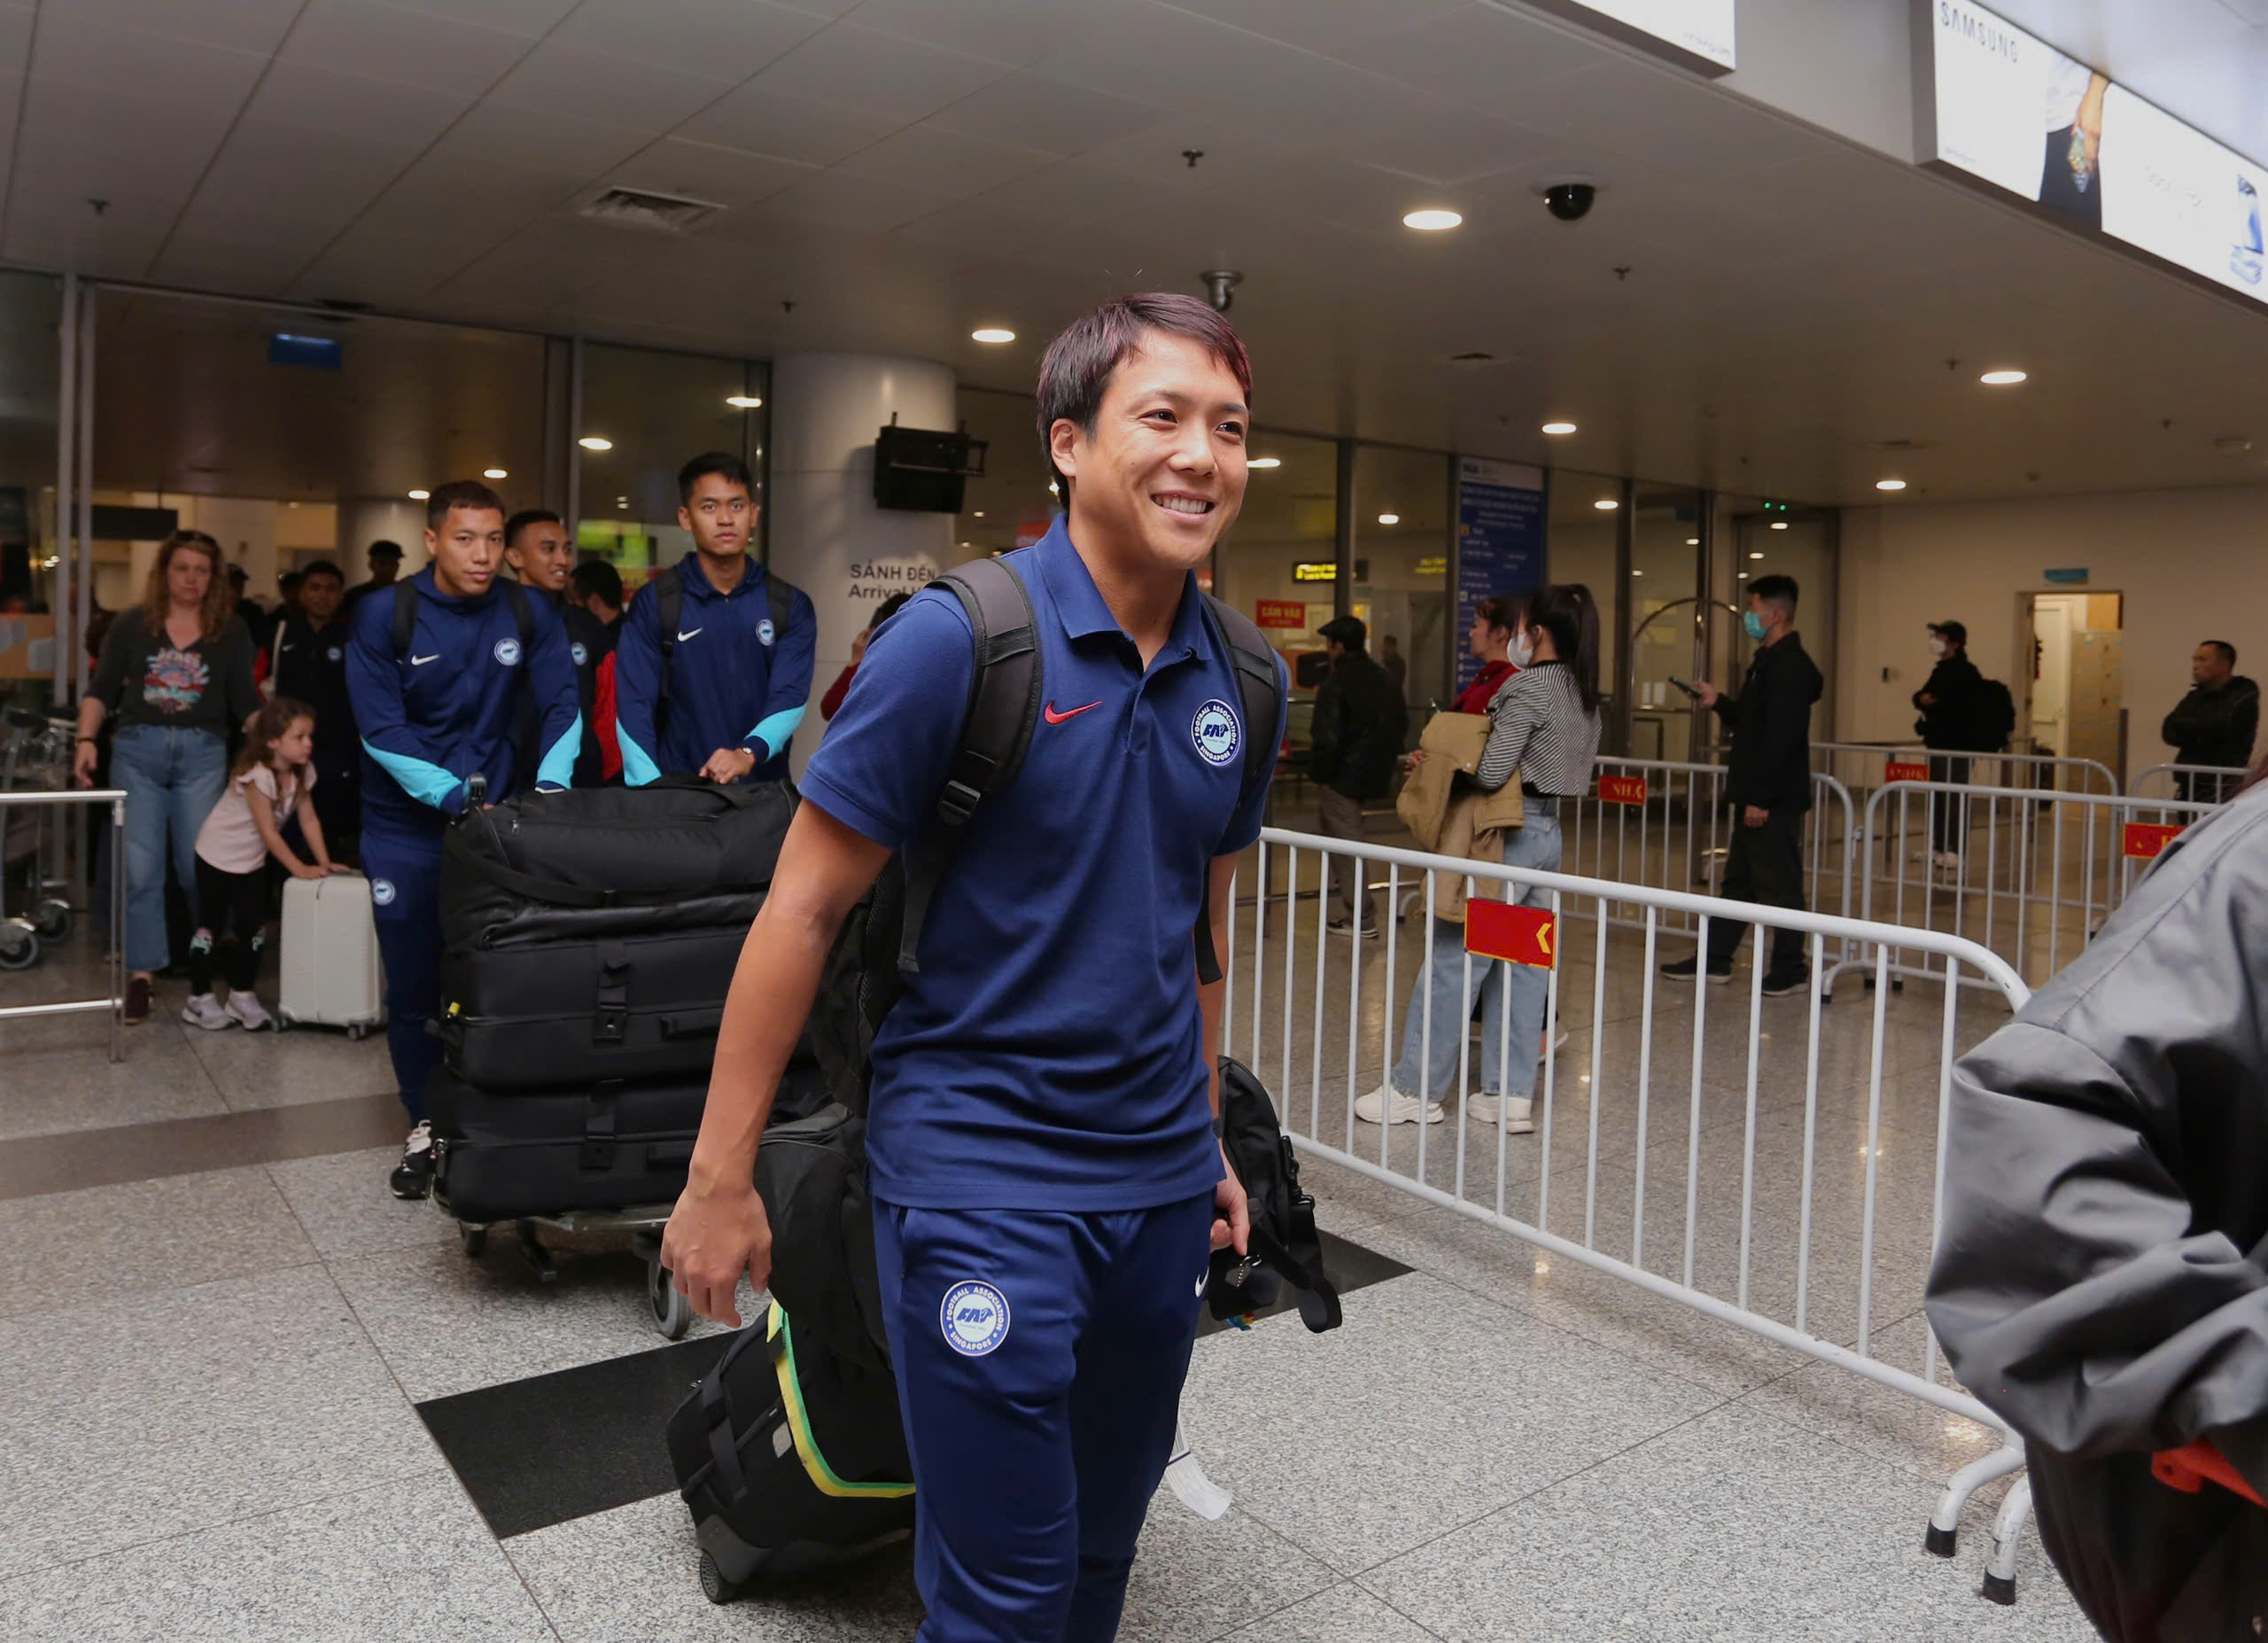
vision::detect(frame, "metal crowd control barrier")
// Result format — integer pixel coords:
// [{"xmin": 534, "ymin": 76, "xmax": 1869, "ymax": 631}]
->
[
  {"xmin": 1223, "ymin": 828, "xmax": 2047, "ymax": 1603},
  {"xmin": 1829, "ymin": 781, "xmax": 2215, "ymax": 997},
  {"xmin": 1558, "ymin": 759, "xmax": 1857, "ymax": 962},
  {"xmin": 2132, "ymin": 761, "xmax": 2248, "ymax": 803},
  {"xmin": 1813, "ymin": 741, "xmax": 2118, "ymax": 800},
  {"xmin": 0, "ymin": 788, "xmax": 125, "ymax": 1062}
]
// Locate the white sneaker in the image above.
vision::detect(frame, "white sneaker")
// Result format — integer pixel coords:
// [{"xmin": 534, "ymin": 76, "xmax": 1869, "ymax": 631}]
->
[
  {"xmin": 1465, "ymin": 1094, "xmax": 1535, "ymax": 1133},
  {"xmin": 224, "ymin": 990, "xmax": 274, "ymax": 1031},
  {"xmin": 180, "ymin": 993, "xmax": 229, "ymax": 1031},
  {"xmin": 1354, "ymin": 1083, "xmax": 1442, "ymax": 1125}
]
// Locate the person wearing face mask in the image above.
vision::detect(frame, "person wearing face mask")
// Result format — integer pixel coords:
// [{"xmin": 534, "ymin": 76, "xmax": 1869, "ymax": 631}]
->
[
  {"xmin": 1914, "ymin": 619, "xmax": 1988, "ymax": 868},
  {"xmin": 1661, "ymin": 575, "xmax": 1823, "ymax": 996}
]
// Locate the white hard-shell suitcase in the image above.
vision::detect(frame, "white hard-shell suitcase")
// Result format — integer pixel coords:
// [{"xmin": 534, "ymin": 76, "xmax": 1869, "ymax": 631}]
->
[{"xmin": 277, "ymin": 871, "xmax": 386, "ymax": 1038}]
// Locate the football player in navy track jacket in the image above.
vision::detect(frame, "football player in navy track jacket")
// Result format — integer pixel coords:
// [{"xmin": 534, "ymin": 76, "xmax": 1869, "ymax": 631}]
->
[
  {"xmin": 346, "ymin": 480, "xmax": 581, "ymax": 1200},
  {"xmin": 663, "ymin": 295, "xmax": 1285, "ymax": 1643},
  {"xmin": 503, "ymin": 508, "xmax": 610, "ymax": 787},
  {"xmin": 611, "ymin": 451, "xmax": 816, "ymax": 787}
]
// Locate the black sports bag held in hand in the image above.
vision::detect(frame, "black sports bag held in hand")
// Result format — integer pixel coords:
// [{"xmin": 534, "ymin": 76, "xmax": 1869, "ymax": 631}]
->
[{"xmin": 1208, "ymin": 1056, "xmax": 1341, "ymax": 1333}]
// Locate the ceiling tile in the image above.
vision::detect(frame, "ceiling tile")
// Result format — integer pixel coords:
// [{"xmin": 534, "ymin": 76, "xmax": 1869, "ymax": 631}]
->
[
  {"xmin": 190, "ymin": 119, "xmax": 423, "ymax": 222},
  {"xmin": 483, "ymin": 41, "xmax": 739, "ymax": 127},
  {"xmin": 1508, "ymin": 61, "xmax": 1820, "ymax": 180},
  {"xmin": 920, "ymin": 71, "xmax": 1172, "ymax": 157},
  {"xmin": 1077, "ymin": 118, "xmax": 1314, "ymax": 197},
  {"xmin": 843, "ymin": 0, "xmax": 1129, "ymax": 66},
  {"xmin": 1161, "ymin": 0, "xmax": 1468, "ymax": 54},
  {"xmin": 835, "ymin": 126, "xmax": 1054, "ymax": 199},
  {"xmin": 750, "ymin": 22, "xmax": 1014, "ymax": 123},
  {"xmin": 594, "ymin": 138, "xmax": 816, "ymax": 209},
  {"xmin": 1342, "ymin": 4, "xmax": 1613, "ymax": 108},
  {"xmin": 420, "ymin": 103, "xmax": 652, "ymax": 183},
  {"xmin": 747, "ymin": 167, "xmax": 955, "ymax": 233},
  {"xmin": 148, "ymin": 237, "xmax": 310, "ymax": 294},
  {"xmin": 168, "ymin": 201, "xmax": 356, "ymax": 253},
  {"xmin": 675, "ymin": 84, "xmax": 900, "ymax": 167},
  {"xmin": 45, "ymin": 0, "xmax": 303, "ymax": 55},
  {"xmin": 278, "ymin": 0, "xmax": 537, "ymax": 96},
  {"xmin": 29, "ymin": 15, "xmax": 268, "ymax": 102},
  {"xmin": 549, "ymin": 0, "xmax": 828, "ymax": 81},
  {"xmin": 0, "ymin": 4, "xmax": 34, "ymax": 75},
  {"xmin": 373, "ymin": 0, "xmax": 581, "ymax": 36},
  {"xmin": 245, "ymin": 62, "xmax": 476, "ymax": 147}
]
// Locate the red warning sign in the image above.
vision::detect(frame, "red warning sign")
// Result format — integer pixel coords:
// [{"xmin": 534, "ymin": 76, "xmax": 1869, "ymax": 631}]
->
[
  {"xmin": 1254, "ymin": 600, "xmax": 1306, "ymax": 629},
  {"xmin": 1885, "ymin": 760, "xmax": 1931, "ymax": 784},
  {"xmin": 1465, "ymin": 900, "xmax": 1556, "ymax": 969},
  {"xmin": 1597, "ymin": 774, "xmax": 1648, "ymax": 806},
  {"xmin": 2122, "ymin": 822, "xmax": 2183, "ymax": 861}
]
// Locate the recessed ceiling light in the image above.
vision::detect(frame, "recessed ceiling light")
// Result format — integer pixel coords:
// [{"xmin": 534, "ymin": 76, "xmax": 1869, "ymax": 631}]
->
[
  {"xmin": 726, "ymin": 394, "xmax": 763, "ymax": 409},
  {"xmin": 1979, "ymin": 370, "xmax": 2027, "ymax": 385},
  {"xmin": 1631, "ymin": 568, "xmax": 1643, "ymax": 577},
  {"xmin": 1541, "ymin": 420, "xmax": 1577, "ymax": 436},
  {"xmin": 1749, "ymin": 550, "xmax": 1765, "ymax": 559},
  {"xmin": 1738, "ymin": 572, "xmax": 1749, "ymax": 580},
  {"xmin": 1593, "ymin": 497, "xmax": 1619, "ymax": 510},
  {"xmin": 1876, "ymin": 478, "xmax": 1907, "ymax": 491},
  {"xmin": 1685, "ymin": 537, "xmax": 1699, "ymax": 546},
  {"xmin": 1769, "ymin": 520, "xmax": 1789, "ymax": 530},
  {"xmin": 1402, "ymin": 208, "xmax": 1463, "ymax": 231},
  {"xmin": 971, "ymin": 327, "xmax": 1016, "ymax": 345},
  {"xmin": 408, "ymin": 489, "xmax": 429, "ymax": 500},
  {"xmin": 579, "ymin": 436, "xmax": 612, "ymax": 451},
  {"xmin": 1248, "ymin": 456, "xmax": 1282, "ymax": 469},
  {"xmin": 1377, "ymin": 513, "xmax": 1400, "ymax": 525},
  {"xmin": 483, "ymin": 467, "xmax": 508, "ymax": 479},
  {"xmin": 973, "ymin": 510, "xmax": 985, "ymax": 518}
]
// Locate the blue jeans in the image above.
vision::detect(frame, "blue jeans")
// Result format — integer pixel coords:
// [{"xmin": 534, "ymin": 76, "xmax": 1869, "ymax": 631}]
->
[
  {"xmin": 1390, "ymin": 814, "xmax": 1560, "ymax": 1103},
  {"xmin": 110, "ymin": 724, "xmax": 229, "ymax": 976}
]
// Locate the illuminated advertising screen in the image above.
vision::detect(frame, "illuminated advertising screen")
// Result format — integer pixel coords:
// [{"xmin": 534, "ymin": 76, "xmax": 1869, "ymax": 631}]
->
[
  {"xmin": 1542, "ymin": 0, "xmax": 1735, "ymax": 72},
  {"xmin": 1922, "ymin": 0, "xmax": 2266, "ymax": 302}
]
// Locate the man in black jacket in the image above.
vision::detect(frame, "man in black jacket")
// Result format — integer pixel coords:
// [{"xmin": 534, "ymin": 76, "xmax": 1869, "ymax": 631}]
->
[
  {"xmin": 268, "ymin": 558, "xmax": 361, "ymax": 863},
  {"xmin": 2163, "ymin": 641, "xmax": 2259, "ymax": 803},
  {"xmin": 1309, "ymin": 615, "xmax": 1403, "ymax": 937},
  {"xmin": 1662, "ymin": 575, "xmax": 1823, "ymax": 995},
  {"xmin": 1914, "ymin": 619, "xmax": 1989, "ymax": 864}
]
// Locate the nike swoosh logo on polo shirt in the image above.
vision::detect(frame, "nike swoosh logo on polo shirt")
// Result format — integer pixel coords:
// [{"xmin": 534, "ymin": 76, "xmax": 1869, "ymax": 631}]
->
[
  {"xmin": 409, "ymin": 654, "xmax": 439, "ymax": 666},
  {"xmin": 1044, "ymin": 701, "xmax": 1101, "ymax": 724},
  {"xmin": 677, "ymin": 627, "xmax": 703, "ymax": 642}
]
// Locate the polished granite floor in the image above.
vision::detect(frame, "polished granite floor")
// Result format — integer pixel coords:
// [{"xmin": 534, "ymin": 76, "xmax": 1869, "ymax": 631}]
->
[{"xmin": 0, "ymin": 889, "xmax": 2097, "ymax": 1640}]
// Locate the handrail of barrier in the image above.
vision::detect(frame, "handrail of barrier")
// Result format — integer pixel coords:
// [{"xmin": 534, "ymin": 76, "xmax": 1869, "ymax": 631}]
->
[
  {"xmin": 0, "ymin": 788, "xmax": 126, "ymax": 1063},
  {"xmin": 2131, "ymin": 761, "xmax": 2249, "ymax": 801},
  {"xmin": 1813, "ymin": 740, "xmax": 2119, "ymax": 798},
  {"xmin": 1222, "ymin": 825, "xmax": 2038, "ymax": 1597},
  {"xmin": 1831, "ymin": 780, "xmax": 2215, "ymax": 995}
]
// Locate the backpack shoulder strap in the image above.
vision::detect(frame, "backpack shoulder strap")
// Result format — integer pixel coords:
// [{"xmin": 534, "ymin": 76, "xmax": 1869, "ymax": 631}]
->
[
  {"xmin": 766, "ymin": 570, "xmax": 796, "ymax": 639},
  {"xmin": 502, "ymin": 580, "xmax": 534, "ymax": 650},
  {"xmin": 653, "ymin": 567, "xmax": 682, "ymax": 722},
  {"xmin": 1192, "ymin": 595, "xmax": 1283, "ymax": 985},
  {"xmin": 897, "ymin": 557, "xmax": 1041, "ymax": 974},
  {"xmin": 390, "ymin": 580, "xmax": 418, "ymax": 662}
]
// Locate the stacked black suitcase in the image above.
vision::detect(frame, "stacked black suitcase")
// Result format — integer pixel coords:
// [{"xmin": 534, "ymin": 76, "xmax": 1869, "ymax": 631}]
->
[{"xmin": 427, "ymin": 778, "xmax": 819, "ymax": 1224}]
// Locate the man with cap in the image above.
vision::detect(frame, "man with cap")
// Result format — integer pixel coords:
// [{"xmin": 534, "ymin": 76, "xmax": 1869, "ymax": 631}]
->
[
  {"xmin": 1308, "ymin": 614, "xmax": 1405, "ymax": 936},
  {"xmin": 341, "ymin": 540, "xmax": 405, "ymax": 615},
  {"xmin": 1914, "ymin": 619, "xmax": 1989, "ymax": 866}
]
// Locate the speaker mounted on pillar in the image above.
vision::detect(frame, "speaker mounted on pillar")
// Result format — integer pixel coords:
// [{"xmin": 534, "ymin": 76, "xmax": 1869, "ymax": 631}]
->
[{"xmin": 872, "ymin": 417, "xmax": 988, "ymax": 513}]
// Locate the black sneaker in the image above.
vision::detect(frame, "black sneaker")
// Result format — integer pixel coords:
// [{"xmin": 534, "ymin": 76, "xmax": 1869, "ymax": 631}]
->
[
  {"xmin": 1660, "ymin": 955, "xmax": 1733, "ymax": 984},
  {"xmin": 1760, "ymin": 967, "xmax": 1814, "ymax": 999},
  {"xmin": 389, "ymin": 1121, "xmax": 435, "ymax": 1201}
]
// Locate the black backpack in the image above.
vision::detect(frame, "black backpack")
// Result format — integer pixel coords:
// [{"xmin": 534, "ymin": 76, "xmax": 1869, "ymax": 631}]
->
[
  {"xmin": 1208, "ymin": 1055, "xmax": 1341, "ymax": 1333},
  {"xmin": 651, "ymin": 564, "xmax": 798, "ymax": 742},
  {"xmin": 1976, "ymin": 678, "xmax": 2017, "ymax": 752}
]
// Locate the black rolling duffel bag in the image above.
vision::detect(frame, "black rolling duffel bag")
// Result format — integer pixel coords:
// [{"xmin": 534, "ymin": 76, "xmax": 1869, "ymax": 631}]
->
[
  {"xmin": 428, "ymin": 1059, "xmax": 831, "ymax": 1223},
  {"xmin": 667, "ymin": 1300, "xmax": 914, "ymax": 1604},
  {"xmin": 439, "ymin": 778, "xmax": 797, "ymax": 1091}
]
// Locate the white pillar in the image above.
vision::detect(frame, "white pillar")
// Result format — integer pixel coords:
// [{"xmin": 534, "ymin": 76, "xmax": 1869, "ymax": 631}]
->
[
  {"xmin": 767, "ymin": 352, "xmax": 957, "ymax": 775},
  {"xmin": 337, "ymin": 498, "xmax": 430, "ymax": 578}
]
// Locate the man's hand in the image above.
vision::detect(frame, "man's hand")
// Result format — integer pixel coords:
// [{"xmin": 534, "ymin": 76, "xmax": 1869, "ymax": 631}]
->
[
  {"xmin": 662, "ymin": 1176, "xmax": 773, "ymax": 1327},
  {"xmin": 700, "ymin": 746, "xmax": 758, "ymax": 784},
  {"xmin": 72, "ymin": 740, "xmax": 97, "ymax": 787},
  {"xmin": 1211, "ymin": 1141, "xmax": 1250, "ymax": 1255},
  {"xmin": 1743, "ymin": 805, "xmax": 1768, "ymax": 829},
  {"xmin": 1692, "ymin": 681, "xmax": 1721, "ymax": 708}
]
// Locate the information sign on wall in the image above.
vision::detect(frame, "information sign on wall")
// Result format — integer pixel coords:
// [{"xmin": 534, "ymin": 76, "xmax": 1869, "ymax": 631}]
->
[
  {"xmin": 1454, "ymin": 458, "xmax": 1546, "ymax": 697},
  {"xmin": 1921, "ymin": 0, "xmax": 2268, "ymax": 307},
  {"xmin": 1254, "ymin": 600, "xmax": 1307, "ymax": 629}
]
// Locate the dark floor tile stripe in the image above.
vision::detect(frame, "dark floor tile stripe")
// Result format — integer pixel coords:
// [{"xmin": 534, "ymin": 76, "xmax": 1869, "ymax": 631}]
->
[
  {"xmin": 0, "ymin": 1092, "xmax": 408, "ymax": 1200},
  {"xmin": 427, "ymin": 1230, "xmax": 1411, "ymax": 1543}
]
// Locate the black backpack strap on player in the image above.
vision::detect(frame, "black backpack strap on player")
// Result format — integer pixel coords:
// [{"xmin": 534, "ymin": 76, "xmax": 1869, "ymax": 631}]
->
[
  {"xmin": 392, "ymin": 577, "xmax": 534, "ymax": 660},
  {"xmin": 766, "ymin": 570, "xmax": 796, "ymax": 644},
  {"xmin": 651, "ymin": 566, "xmax": 683, "ymax": 732},
  {"xmin": 1192, "ymin": 595, "xmax": 1283, "ymax": 985},
  {"xmin": 897, "ymin": 557, "xmax": 1040, "ymax": 975}
]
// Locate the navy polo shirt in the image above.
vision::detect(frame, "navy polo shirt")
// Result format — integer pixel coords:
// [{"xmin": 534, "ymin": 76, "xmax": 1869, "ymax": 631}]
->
[{"xmin": 801, "ymin": 518, "xmax": 1285, "ymax": 1212}]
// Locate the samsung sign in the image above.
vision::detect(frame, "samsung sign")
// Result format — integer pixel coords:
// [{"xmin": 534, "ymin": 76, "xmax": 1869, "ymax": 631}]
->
[
  {"xmin": 1532, "ymin": 0, "xmax": 1734, "ymax": 74},
  {"xmin": 1920, "ymin": 0, "xmax": 2265, "ymax": 303}
]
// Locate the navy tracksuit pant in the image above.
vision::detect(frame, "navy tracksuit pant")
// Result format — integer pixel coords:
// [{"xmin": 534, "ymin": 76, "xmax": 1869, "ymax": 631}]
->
[
  {"xmin": 874, "ymin": 1193, "xmax": 1215, "ymax": 1643},
  {"xmin": 361, "ymin": 821, "xmax": 444, "ymax": 1125}
]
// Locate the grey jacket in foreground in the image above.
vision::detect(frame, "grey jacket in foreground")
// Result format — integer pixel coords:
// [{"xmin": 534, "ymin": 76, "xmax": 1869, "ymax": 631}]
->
[{"xmin": 1925, "ymin": 784, "xmax": 2268, "ymax": 1641}]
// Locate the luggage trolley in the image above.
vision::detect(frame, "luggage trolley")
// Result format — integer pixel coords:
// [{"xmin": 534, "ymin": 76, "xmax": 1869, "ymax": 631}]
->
[
  {"xmin": 444, "ymin": 1200, "xmax": 695, "ymax": 1342},
  {"xmin": 1, "ymin": 708, "xmax": 79, "ymax": 969}
]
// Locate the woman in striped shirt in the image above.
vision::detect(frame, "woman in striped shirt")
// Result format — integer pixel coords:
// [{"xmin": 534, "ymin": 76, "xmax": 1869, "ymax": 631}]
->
[{"xmin": 1358, "ymin": 583, "xmax": 1604, "ymax": 1130}]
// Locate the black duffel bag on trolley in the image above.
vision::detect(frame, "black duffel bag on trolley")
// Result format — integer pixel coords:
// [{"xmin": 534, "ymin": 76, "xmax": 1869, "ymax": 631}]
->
[{"xmin": 437, "ymin": 777, "xmax": 797, "ymax": 1091}]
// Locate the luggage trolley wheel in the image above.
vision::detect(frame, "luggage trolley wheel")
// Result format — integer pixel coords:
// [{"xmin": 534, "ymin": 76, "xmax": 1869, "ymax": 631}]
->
[
  {"xmin": 0, "ymin": 921, "xmax": 39, "ymax": 970},
  {"xmin": 458, "ymin": 1223, "xmax": 488, "ymax": 1258},
  {"xmin": 635, "ymin": 1232, "xmax": 690, "ymax": 1341},
  {"xmin": 31, "ymin": 899, "xmax": 69, "ymax": 942},
  {"xmin": 698, "ymin": 1549, "xmax": 743, "ymax": 1606},
  {"xmin": 346, "ymin": 1023, "xmax": 369, "ymax": 1041}
]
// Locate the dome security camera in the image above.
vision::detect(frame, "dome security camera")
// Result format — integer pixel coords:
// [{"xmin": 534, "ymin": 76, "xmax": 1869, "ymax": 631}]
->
[{"xmin": 1543, "ymin": 182, "xmax": 1597, "ymax": 222}]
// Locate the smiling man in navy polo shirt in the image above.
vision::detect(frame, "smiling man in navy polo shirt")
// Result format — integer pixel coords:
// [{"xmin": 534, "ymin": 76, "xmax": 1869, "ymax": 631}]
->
[{"xmin": 664, "ymin": 292, "xmax": 1283, "ymax": 1642}]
